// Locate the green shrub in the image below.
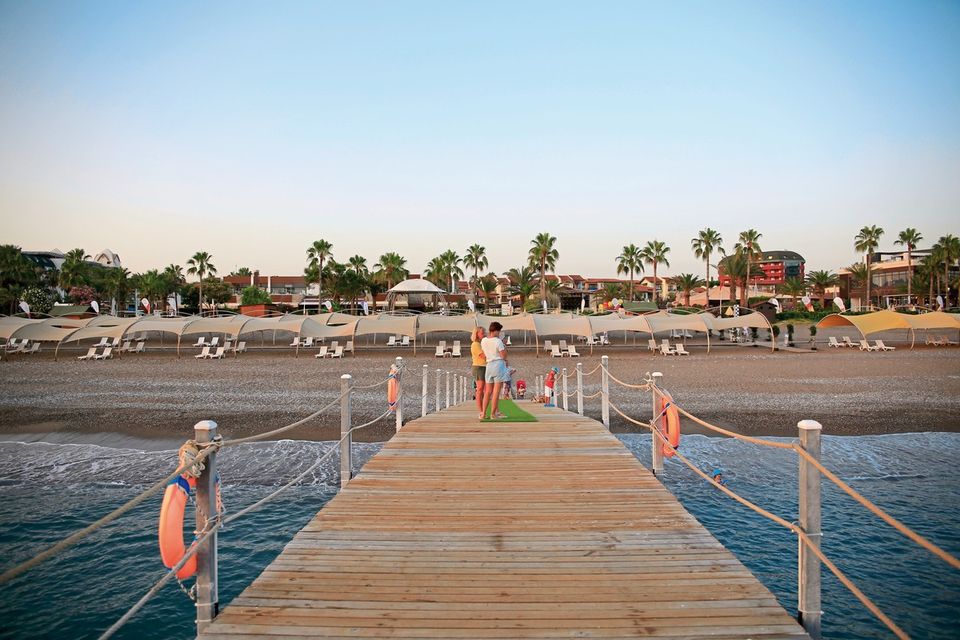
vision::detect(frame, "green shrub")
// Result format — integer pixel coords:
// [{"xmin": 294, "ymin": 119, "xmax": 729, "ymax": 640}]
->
[{"xmin": 240, "ymin": 286, "xmax": 272, "ymax": 306}]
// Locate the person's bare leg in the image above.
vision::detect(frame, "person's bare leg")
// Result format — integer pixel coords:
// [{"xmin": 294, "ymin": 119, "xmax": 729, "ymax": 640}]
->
[
  {"xmin": 491, "ymin": 382, "xmax": 503, "ymax": 417},
  {"xmin": 475, "ymin": 380, "xmax": 485, "ymax": 415},
  {"xmin": 480, "ymin": 382, "xmax": 494, "ymax": 419}
]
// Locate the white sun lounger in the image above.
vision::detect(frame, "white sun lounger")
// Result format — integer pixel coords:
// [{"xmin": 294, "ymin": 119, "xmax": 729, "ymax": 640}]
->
[
  {"xmin": 195, "ymin": 346, "xmax": 211, "ymax": 359},
  {"xmin": 233, "ymin": 341, "xmax": 245, "ymax": 354},
  {"xmin": 874, "ymin": 340, "xmax": 895, "ymax": 351},
  {"xmin": 345, "ymin": 340, "xmax": 354, "ymax": 353},
  {"xmin": 209, "ymin": 346, "xmax": 225, "ymax": 360},
  {"xmin": 435, "ymin": 345, "xmax": 446, "ymax": 357},
  {"xmin": 401, "ymin": 336, "xmax": 411, "ymax": 347},
  {"xmin": 660, "ymin": 344, "xmax": 677, "ymax": 356},
  {"xmin": 315, "ymin": 346, "xmax": 329, "ymax": 358},
  {"xmin": 330, "ymin": 346, "xmax": 344, "ymax": 359},
  {"xmin": 301, "ymin": 336, "xmax": 314, "ymax": 348},
  {"xmin": 828, "ymin": 337, "xmax": 843, "ymax": 348},
  {"xmin": 194, "ymin": 337, "xmax": 209, "ymax": 348},
  {"xmin": 94, "ymin": 347, "xmax": 113, "ymax": 360},
  {"xmin": 675, "ymin": 344, "xmax": 691, "ymax": 356},
  {"xmin": 94, "ymin": 337, "xmax": 111, "ymax": 348},
  {"xmin": 648, "ymin": 339, "xmax": 658, "ymax": 353},
  {"xmin": 842, "ymin": 336, "xmax": 856, "ymax": 347},
  {"xmin": 23, "ymin": 343, "xmax": 40, "ymax": 355},
  {"xmin": 859, "ymin": 340, "xmax": 879, "ymax": 352},
  {"xmin": 551, "ymin": 345, "xmax": 563, "ymax": 357},
  {"xmin": 330, "ymin": 341, "xmax": 339, "ymax": 351},
  {"xmin": 451, "ymin": 344, "xmax": 462, "ymax": 357},
  {"xmin": 386, "ymin": 336, "xmax": 397, "ymax": 347},
  {"xmin": 543, "ymin": 340, "xmax": 552, "ymax": 352},
  {"xmin": 567, "ymin": 345, "xmax": 581, "ymax": 357},
  {"xmin": 78, "ymin": 347, "xmax": 98, "ymax": 361},
  {"xmin": 505, "ymin": 335, "xmax": 512, "ymax": 346},
  {"xmin": 133, "ymin": 341, "xmax": 145, "ymax": 353}
]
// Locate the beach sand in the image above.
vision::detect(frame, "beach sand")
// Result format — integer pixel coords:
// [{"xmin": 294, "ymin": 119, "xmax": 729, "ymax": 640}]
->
[{"xmin": 1, "ymin": 340, "xmax": 958, "ymax": 444}]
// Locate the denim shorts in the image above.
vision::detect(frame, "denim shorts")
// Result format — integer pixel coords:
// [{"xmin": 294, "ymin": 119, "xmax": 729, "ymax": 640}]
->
[{"xmin": 484, "ymin": 359, "xmax": 511, "ymax": 383}]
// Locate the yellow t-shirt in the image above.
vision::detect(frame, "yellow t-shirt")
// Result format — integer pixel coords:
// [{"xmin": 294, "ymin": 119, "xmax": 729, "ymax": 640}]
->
[{"xmin": 471, "ymin": 341, "xmax": 486, "ymax": 366}]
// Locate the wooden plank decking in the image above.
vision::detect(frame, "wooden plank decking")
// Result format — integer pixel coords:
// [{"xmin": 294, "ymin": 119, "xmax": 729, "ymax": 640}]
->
[{"xmin": 201, "ymin": 402, "xmax": 809, "ymax": 639}]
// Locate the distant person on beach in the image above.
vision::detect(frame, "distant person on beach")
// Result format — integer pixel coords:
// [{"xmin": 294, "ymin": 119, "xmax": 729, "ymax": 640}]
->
[
  {"xmin": 470, "ymin": 326, "xmax": 486, "ymax": 414},
  {"xmin": 544, "ymin": 367, "xmax": 558, "ymax": 407},
  {"xmin": 480, "ymin": 322, "xmax": 510, "ymax": 420}
]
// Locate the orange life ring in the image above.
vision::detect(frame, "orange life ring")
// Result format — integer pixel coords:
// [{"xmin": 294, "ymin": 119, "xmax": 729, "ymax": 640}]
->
[
  {"xmin": 657, "ymin": 391, "xmax": 681, "ymax": 457},
  {"xmin": 159, "ymin": 475, "xmax": 198, "ymax": 579}
]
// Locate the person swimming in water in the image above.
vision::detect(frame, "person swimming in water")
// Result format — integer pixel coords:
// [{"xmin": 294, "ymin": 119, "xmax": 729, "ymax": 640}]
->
[{"xmin": 711, "ymin": 469, "xmax": 727, "ymax": 486}]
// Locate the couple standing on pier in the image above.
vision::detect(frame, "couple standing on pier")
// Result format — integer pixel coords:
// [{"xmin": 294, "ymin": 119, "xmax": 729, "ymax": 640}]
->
[{"xmin": 471, "ymin": 321, "xmax": 511, "ymax": 420}]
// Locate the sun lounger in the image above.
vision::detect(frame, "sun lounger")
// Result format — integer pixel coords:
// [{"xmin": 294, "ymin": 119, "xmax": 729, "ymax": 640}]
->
[
  {"xmin": 345, "ymin": 340, "xmax": 354, "ymax": 353},
  {"xmin": 209, "ymin": 346, "xmax": 225, "ymax": 360},
  {"xmin": 451, "ymin": 344, "xmax": 462, "ymax": 357},
  {"xmin": 94, "ymin": 337, "xmax": 111, "ymax": 348},
  {"xmin": 660, "ymin": 344, "xmax": 677, "ymax": 356},
  {"xmin": 330, "ymin": 341, "xmax": 339, "ymax": 351},
  {"xmin": 675, "ymin": 344, "xmax": 691, "ymax": 356},
  {"xmin": 586, "ymin": 336, "xmax": 598, "ymax": 346},
  {"xmin": 648, "ymin": 339, "xmax": 657, "ymax": 353},
  {"xmin": 567, "ymin": 345, "xmax": 581, "ymax": 357},
  {"xmin": 111, "ymin": 337, "xmax": 121, "ymax": 347},
  {"xmin": 195, "ymin": 346, "xmax": 211, "ymax": 359},
  {"xmin": 78, "ymin": 347, "xmax": 98, "ymax": 361},
  {"xmin": 386, "ymin": 336, "xmax": 397, "ymax": 347},
  {"xmin": 210, "ymin": 337, "xmax": 219, "ymax": 348},
  {"xmin": 315, "ymin": 346, "xmax": 329, "ymax": 358},
  {"xmin": 435, "ymin": 345, "xmax": 446, "ymax": 357},
  {"xmin": 234, "ymin": 341, "xmax": 246, "ymax": 354},
  {"xmin": 133, "ymin": 341, "xmax": 145, "ymax": 353},
  {"xmin": 23, "ymin": 343, "xmax": 40, "ymax": 355},
  {"xmin": 301, "ymin": 337, "xmax": 314, "ymax": 348},
  {"xmin": 505, "ymin": 335, "xmax": 512, "ymax": 346},
  {"xmin": 551, "ymin": 345, "xmax": 563, "ymax": 357},
  {"xmin": 600, "ymin": 334, "xmax": 610, "ymax": 345},
  {"xmin": 289, "ymin": 336, "xmax": 300, "ymax": 347},
  {"xmin": 543, "ymin": 340, "xmax": 552, "ymax": 351},
  {"xmin": 330, "ymin": 346, "xmax": 344, "ymax": 359},
  {"xmin": 438, "ymin": 340, "xmax": 446, "ymax": 352},
  {"xmin": 874, "ymin": 340, "xmax": 895, "ymax": 351},
  {"xmin": 94, "ymin": 346, "xmax": 112, "ymax": 360},
  {"xmin": 194, "ymin": 337, "xmax": 209, "ymax": 348},
  {"xmin": 859, "ymin": 340, "xmax": 879, "ymax": 352},
  {"xmin": 401, "ymin": 335, "xmax": 412, "ymax": 347},
  {"xmin": 842, "ymin": 336, "xmax": 856, "ymax": 347},
  {"xmin": 827, "ymin": 337, "xmax": 841, "ymax": 348},
  {"xmin": 117, "ymin": 341, "xmax": 133, "ymax": 353}
]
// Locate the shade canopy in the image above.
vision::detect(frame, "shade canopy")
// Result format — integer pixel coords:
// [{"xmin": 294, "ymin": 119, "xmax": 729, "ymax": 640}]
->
[
  {"xmin": 476, "ymin": 313, "xmax": 537, "ymax": 333},
  {"xmin": 818, "ymin": 310, "xmax": 960, "ymax": 347},
  {"xmin": 387, "ymin": 279, "xmax": 445, "ymax": 293},
  {"xmin": 0, "ymin": 317, "xmax": 42, "ymax": 340},
  {"xmin": 532, "ymin": 314, "xmax": 593, "ymax": 339},
  {"xmin": 416, "ymin": 313, "xmax": 478, "ymax": 335}
]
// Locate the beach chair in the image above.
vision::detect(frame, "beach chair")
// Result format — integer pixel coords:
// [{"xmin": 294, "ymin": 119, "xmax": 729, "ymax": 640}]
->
[
  {"xmin": 451, "ymin": 343, "xmax": 462, "ymax": 357},
  {"xmin": 648, "ymin": 339, "xmax": 658, "ymax": 353},
  {"xmin": 330, "ymin": 346, "xmax": 344, "ymax": 359},
  {"xmin": 842, "ymin": 336, "xmax": 856, "ymax": 348},
  {"xmin": 386, "ymin": 336, "xmax": 397, "ymax": 347},
  {"xmin": 675, "ymin": 344, "xmax": 691, "ymax": 356},
  {"xmin": 828, "ymin": 337, "xmax": 843, "ymax": 348},
  {"xmin": 345, "ymin": 340, "xmax": 354, "ymax": 353},
  {"xmin": 401, "ymin": 336, "xmax": 411, "ymax": 347},
  {"xmin": 859, "ymin": 340, "xmax": 879, "ymax": 352},
  {"xmin": 94, "ymin": 337, "xmax": 110, "ymax": 348},
  {"xmin": 4, "ymin": 339, "xmax": 20, "ymax": 352},
  {"xmin": 567, "ymin": 345, "xmax": 581, "ymax": 357},
  {"xmin": 543, "ymin": 340, "xmax": 552, "ymax": 352},
  {"xmin": 194, "ymin": 337, "xmax": 209, "ymax": 348},
  {"xmin": 874, "ymin": 340, "xmax": 895, "ymax": 351},
  {"xmin": 435, "ymin": 345, "xmax": 446, "ymax": 357},
  {"xmin": 78, "ymin": 347, "xmax": 98, "ymax": 361},
  {"xmin": 551, "ymin": 345, "xmax": 563, "ymax": 357},
  {"xmin": 210, "ymin": 337, "xmax": 219, "ymax": 348},
  {"xmin": 660, "ymin": 343, "xmax": 677, "ymax": 356},
  {"xmin": 438, "ymin": 340, "xmax": 447, "ymax": 352},
  {"xmin": 301, "ymin": 336, "xmax": 314, "ymax": 348},
  {"xmin": 118, "ymin": 341, "xmax": 133, "ymax": 353},
  {"xmin": 94, "ymin": 346, "xmax": 113, "ymax": 360},
  {"xmin": 600, "ymin": 333, "xmax": 610, "ymax": 345},
  {"xmin": 289, "ymin": 336, "xmax": 300, "ymax": 347},
  {"xmin": 453, "ymin": 340, "xmax": 461, "ymax": 350},
  {"xmin": 505, "ymin": 335, "xmax": 512, "ymax": 346},
  {"xmin": 315, "ymin": 346, "xmax": 329, "ymax": 358},
  {"xmin": 945, "ymin": 336, "xmax": 959, "ymax": 346},
  {"xmin": 209, "ymin": 346, "xmax": 225, "ymax": 360},
  {"xmin": 133, "ymin": 341, "xmax": 145, "ymax": 353},
  {"xmin": 111, "ymin": 337, "xmax": 121, "ymax": 347},
  {"xmin": 23, "ymin": 343, "xmax": 40, "ymax": 355},
  {"xmin": 559, "ymin": 340, "xmax": 569, "ymax": 354},
  {"xmin": 194, "ymin": 346, "xmax": 211, "ymax": 359},
  {"xmin": 586, "ymin": 335, "xmax": 598, "ymax": 346},
  {"xmin": 234, "ymin": 341, "xmax": 246, "ymax": 354}
]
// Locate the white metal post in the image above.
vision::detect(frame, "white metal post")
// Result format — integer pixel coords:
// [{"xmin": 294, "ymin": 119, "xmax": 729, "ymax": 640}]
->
[
  {"xmin": 340, "ymin": 375, "xmax": 353, "ymax": 487},
  {"xmin": 600, "ymin": 355, "xmax": 610, "ymax": 428},
  {"xmin": 651, "ymin": 372, "xmax": 664, "ymax": 475},
  {"xmin": 576, "ymin": 362, "xmax": 584, "ymax": 415},
  {"xmin": 422, "ymin": 364, "xmax": 428, "ymax": 416},
  {"xmin": 435, "ymin": 368, "xmax": 441, "ymax": 413},
  {"xmin": 445, "ymin": 371, "xmax": 451, "ymax": 409},
  {"xmin": 798, "ymin": 420, "xmax": 823, "ymax": 639},
  {"xmin": 561, "ymin": 367, "xmax": 569, "ymax": 411},
  {"xmin": 395, "ymin": 357, "xmax": 403, "ymax": 431},
  {"xmin": 193, "ymin": 420, "xmax": 220, "ymax": 632}
]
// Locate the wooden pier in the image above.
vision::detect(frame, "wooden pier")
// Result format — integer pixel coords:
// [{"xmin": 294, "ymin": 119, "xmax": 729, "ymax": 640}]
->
[{"xmin": 200, "ymin": 402, "xmax": 810, "ymax": 639}]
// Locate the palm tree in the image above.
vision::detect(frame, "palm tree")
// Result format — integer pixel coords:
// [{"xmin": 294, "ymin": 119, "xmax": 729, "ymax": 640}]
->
[
  {"xmin": 847, "ymin": 262, "xmax": 870, "ymax": 303},
  {"xmin": 805, "ymin": 270, "xmax": 839, "ymax": 308},
  {"xmin": 478, "ymin": 273, "xmax": 499, "ymax": 310},
  {"xmin": 639, "ymin": 240, "xmax": 670, "ymax": 306},
  {"xmin": 372, "ymin": 252, "xmax": 409, "ymax": 290},
  {"xmin": 438, "ymin": 250, "xmax": 463, "ymax": 293},
  {"xmin": 307, "ymin": 239, "xmax": 333, "ymax": 295},
  {"xmin": 720, "ymin": 252, "xmax": 755, "ymax": 307},
  {"xmin": 734, "ymin": 230, "xmax": 762, "ymax": 303},
  {"xmin": 616, "ymin": 244, "xmax": 643, "ymax": 301},
  {"xmin": 778, "ymin": 277, "xmax": 808, "ymax": 311},
  {"xmin": 424, "ymin": 257, "xmax": 445, "ymax": 288},
  {"xmin": 463, "ymin": 244, "xmax": 488, "ymax": 288},
  {"xmin": 853, "ymin": 225, "xmax": 884, "ymax": 308},
  {"xmin": 347, "ymin": 255, "xmax": 368, "ymax": 276},
  {"xmin": 164, "ymin": 264, "xmax": 185, "ymax": 285},
  {"xmin": 104, "ymin": 267, "xmax": 131, "ymax": 312},
  {"xmin": 894, "ymin": 228, "xmax": 923, "ymax": 303},
  {"xmin": 59, "ymin": 248, "xmax": 91, "ymax": 290},
  {"xmin": 935, "ymin": 234, "xmax": 960, "ymax": 304},
  {"xmin": 674, "ymin": 273, "xmax": 705, "ymax": 307},
  {"xmin": 528, "ymin": 233, "xmax": 559, "ymax": 302},
  {"xmin": 186, "ymin": 251, "xmax": 217, "ymax": 311},
  {"xmin": 600, "ymin": 282, "xmax": 624, "ymax": 304},
  {"xmin": 691, "ymin": 228, "xmax": 725, "ymax": 300},
  {"xmin": 505, "ymin": 266, "xmax": 537, "ymax": 308},
  {"xmin": 136, "ymin": 269, "xmax": 168, "ymax": 313}
]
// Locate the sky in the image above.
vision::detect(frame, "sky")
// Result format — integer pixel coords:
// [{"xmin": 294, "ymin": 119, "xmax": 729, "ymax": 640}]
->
[{"xmin": 1, "ymin": 0, "xmax": 958, "ymax": 279}]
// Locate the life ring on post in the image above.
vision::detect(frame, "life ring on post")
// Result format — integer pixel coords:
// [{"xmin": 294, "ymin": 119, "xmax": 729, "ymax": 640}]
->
[
  {"xmin": 657, "ymin": 391, "xmax": 681, "ymax": 457},
  {"xmin": 386, "ymin": 365, "xmax": 400, "ymax": 412},
  {"xmin": 159, "ymin": 475, "xmax": 198, "ymax": 579}
]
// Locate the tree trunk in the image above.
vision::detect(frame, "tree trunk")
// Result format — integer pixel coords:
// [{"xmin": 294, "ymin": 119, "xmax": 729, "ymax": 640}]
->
[
  {"xmin": 864, "ymin": 255, "xmax": 871, "ymax": 309},
  {"xmin": 652, "ymin": 263, "xmax": 658, "ymax": 306},
  {"xmin": 907, "ymin": 248, "xmax": 913, "ymax": 303},
  {"xmin": 705, "ymin": 254, "xmax": 710, "ymax": 308}
]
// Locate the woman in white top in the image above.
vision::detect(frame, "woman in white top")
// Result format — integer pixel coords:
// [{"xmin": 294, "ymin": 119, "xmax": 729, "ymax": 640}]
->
[{"xmin": 479, "ymin": 321, "xmax": 510, "ymax": 420}]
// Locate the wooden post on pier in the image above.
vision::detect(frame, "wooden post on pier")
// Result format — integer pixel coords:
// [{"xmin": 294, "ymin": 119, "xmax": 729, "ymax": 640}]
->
[
  {"xmin": 193, "ymin": 419, "xmax": 220, "ymax": 633},
  {"xmin": 421, "ymin": 364, "xmax": 428, "ymax": 416},
  {"xmin": 576, "ymin": 362, "xmax": 584, "ymax": 415},
  {"xmin": 395, "ymin": 357, "xmax": 403, "ymax": 431},
  {"xmin": 798, "ymin": 419, "xmax": 823, "ymax": 639},
  {"xmin": 600, "ymin": 355, "xmax": 610, "ymax": 428},
  {"xmin": 651, "ymin": 372, "xmax": 664, "ymax": 475},
  {"xmin": 435, "ymin": 369, "xmax": 441, "ymax": 413},
  {"xmin": 562, "ymin": 367, "xmax": 569, "ymax": 411},
  {"xmin": 340, "ymin": 375, "xmax": 353, "ymax": 488},
  {"xmin": 445, "ymin": 371, "xmax": 451, "ymax": 409}
]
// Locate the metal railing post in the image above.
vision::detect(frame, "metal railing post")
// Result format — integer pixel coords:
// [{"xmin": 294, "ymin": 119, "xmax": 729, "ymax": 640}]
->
[
  {"xmin": 651, "ymin": 372, "xmax": 664, "ymax": 475},
  {"xmin": 435, "ymin": 368, "xmax": 441, "ymax": 412},
  {"xmin": 600, "ymin": 355, "xmax": 610, "ymax": 428},
  {"xmin": 798, "ymin": 419, "xmax": 823, "ymax": 639},
  {"xmin": 463, "ymin": 376, "xmax": 468, "ymax": 402},
  {"xmin": 421, "ymin": 364, "xmax": 428, "ymax": 416},
  {"xmin": 395, "ymin": 357, "xmax": 403, "ymax": 431},
  {"xmin": 340, "ymin": 375, "xmax": 353, "ymax": 488},
  {"xmin": 561, "ymin": 367, "xmax": 569, "ymax": 411},
  {"xmin": 576, "ymin": 362, "xmax": 584, "ymax": 415},
  {"xmin": 193, "ymin": 420, "xmax": 220, "ymax": 632},
  {"xmin": 445, "ymin": 371, "xmax": 451, "ymax": 409}
]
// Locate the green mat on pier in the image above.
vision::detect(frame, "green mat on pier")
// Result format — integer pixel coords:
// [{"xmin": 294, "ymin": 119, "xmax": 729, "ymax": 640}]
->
[{"xmin": 482, "ymin": 399, "xmax": 538, "ymax": 422}]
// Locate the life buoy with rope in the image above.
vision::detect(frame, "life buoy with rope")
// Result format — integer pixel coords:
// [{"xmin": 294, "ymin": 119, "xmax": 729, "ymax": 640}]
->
[
  {"xmin": 657, "ymin": 390, "xmax": 681, "ymax": 457},
  {"xmin": 386, "ymin": 365, "xmax": 400, "ymax": 411}
]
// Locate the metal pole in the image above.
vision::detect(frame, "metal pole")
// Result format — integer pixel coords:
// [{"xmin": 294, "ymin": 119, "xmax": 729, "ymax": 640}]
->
[
  {"xmin": 422, "ymin": 364, "xmax": 428, "ymax": 416},
  {"xmin": 600, "ymin": 355, "xmax": 610, "ymax": 428},
  {"xmin": 445, "ymin": 371, "xmax": 451, "ymax": 409},
  {"xmin": 339, "ymin": 374, "xmax": 354, "ymax": 488},
  {"xmin": 193, "ymin": 420, "xmax": 220, "ymax": 633},
  {"xmin": 561, "ymin": 367, "xmax": 569, "ymax": 411},
  {"xmin": 395, "ymin": 357, "xmax": 403, "ymax": 431},
  {"xmin": 651, "ymin": 372, "xmax": 664, "ymax": 475},
  {"xmin": 435, "ymin": 369, "xmax": 441, "ymax": 413},
  {"xmin": 576, "ymin": 362, "xmax": 584, "ymax": 415},
  {"xmin": 798, "ymin": 419, "xmax": 823, "ymax": 639}
]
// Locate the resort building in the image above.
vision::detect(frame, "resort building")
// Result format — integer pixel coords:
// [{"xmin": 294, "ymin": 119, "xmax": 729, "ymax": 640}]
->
[
  {"xmin": 837, "ymin": 248, "xmax": 958, "ymax": 308},
  {"xmin": 222, "ymin": 271, "xmax": 318, "ymax": 308},
  {"xmin": 23, "ymin": 248, "xmax": 123, "ymax": 273},
  {"xmin": 717, "ymin": 250, "xmax": 805, "ymax": 293}
]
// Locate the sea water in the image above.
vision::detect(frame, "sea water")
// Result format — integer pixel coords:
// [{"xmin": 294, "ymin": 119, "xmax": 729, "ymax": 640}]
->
[{"xmin": 0, "ymin": 434, "xmax": 957, "ymax": 639}]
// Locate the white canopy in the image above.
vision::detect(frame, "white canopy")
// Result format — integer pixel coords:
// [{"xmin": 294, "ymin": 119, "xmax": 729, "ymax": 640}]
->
[
  {"xmin": 477, "ymin": 313, "xmax": 537, "ymax": 333},
  {"xmin": 355, "ymin": 315, "xmax": 418, "ymax": 338},
  {"xmin": 533, "ymin": 314, "xmax": 594, "ymax": 339},
  {"xmin": 10, "ymin": 317, "xmax": 95, "ymax": 344},
  {"xmin": 416, "ymin": 313, "xmax": 478, "ymax": 335},
  {"xmin": 388, "ymin": 278, "xmax": 445, "ymax": 293},
  {"xmin": 0, "ymin": 317, "xmax": 42, "ymax": 341}
]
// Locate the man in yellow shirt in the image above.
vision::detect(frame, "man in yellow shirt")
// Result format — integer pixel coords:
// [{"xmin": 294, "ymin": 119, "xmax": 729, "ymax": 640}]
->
[{"xmin": 470, "ymin": 326, "xmax": 486, "ymax": 415}]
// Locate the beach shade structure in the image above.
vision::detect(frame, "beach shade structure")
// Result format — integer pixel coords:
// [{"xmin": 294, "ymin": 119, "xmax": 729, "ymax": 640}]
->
[
  {"xmin": 55, "ymin": 315, "xmax": 143, "ymax": 359},
  {"xmin": 818, "ymin": 309, "xmax": 960, "ymax": 349},
  {"xmin": 323, "ymin": 311, "xmax": 361, "ymax": 325},
  {"xmin": 7, "ymin": 316, "xmax": 98, "ymax": 360},
  {"xmin": 415, "ymin": 313, "xmax": 478, "ymax": 344},
  {"xmin": 355, "ymin": 314, "xmax": 419, "ymax": 353},
  {"xmin": 701, "ymin": 310, "xmax": 776, "ymax": 352},
  {"xmin": 0, "ymin": 316, "xmax": 42, "ymax": 342},
  {"xmin": 126, "ymin": 316, "xmax": 198, "ymax": 357},
  {"xmin": 532, "ymin": 314, "xmax": 593, "ymax": 355},
  {"xmin": 384, "ymin": 278, "xmax": 448, "ymax": 312}
]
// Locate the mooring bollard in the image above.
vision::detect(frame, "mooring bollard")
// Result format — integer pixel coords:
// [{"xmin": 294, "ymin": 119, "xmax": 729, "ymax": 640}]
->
[
  {"xmin": 193, "ymin": 419, "xmax": 220, "ymax": 632},
  {"xmin": 600, "ymin": 355, "xmax": 610, "ymax": 428},
  {"xmin": 651, "ymin": 372, "xmax": 664, "ymax": 475},
  {"xmin": 340, "ymin": 374, "xmax": 353, "ymax": 488},
  {"xmin": 562, "ymin": 367, "xmax": 569, "ymax": 411},
  {"xmin": 421, "ymin": 364, "xmax": 428, "ymax": 416},
  {"xmin": 435, "ymin": 368, "xmax": 441, "ymax": 413},
  {"xmin": 798, "ymin": 419, "xmax": 823, "ymax": 639},
  {"xmin": 395, "ymin": 357, "xmax": 404, "ymax": 431},
  {"xmin": 445, "ymin": 371, "xmax": 451, "ymax": 409},
  {"xmin": 576, "ymin": 362, "xmax": 584, "ymax": 415}
]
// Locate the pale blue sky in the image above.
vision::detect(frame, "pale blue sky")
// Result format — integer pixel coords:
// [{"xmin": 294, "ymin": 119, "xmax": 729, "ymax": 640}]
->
[{"xmin": 1, "ymin": 0, "xmax": 958, "ymax": 278}]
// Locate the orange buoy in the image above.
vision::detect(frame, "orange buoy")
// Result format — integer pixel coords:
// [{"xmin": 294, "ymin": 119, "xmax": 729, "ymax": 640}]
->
[
  {"xmin": 657, "ymin": 391, "xmax": 681, "ymax": 457},
  {"xmin": 159, "ymin": 475, "xmax": 198, "ymax": 579},
  {"xmin": 387, "ymin": 367, "xmax": 399, "ymax": 411}
]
